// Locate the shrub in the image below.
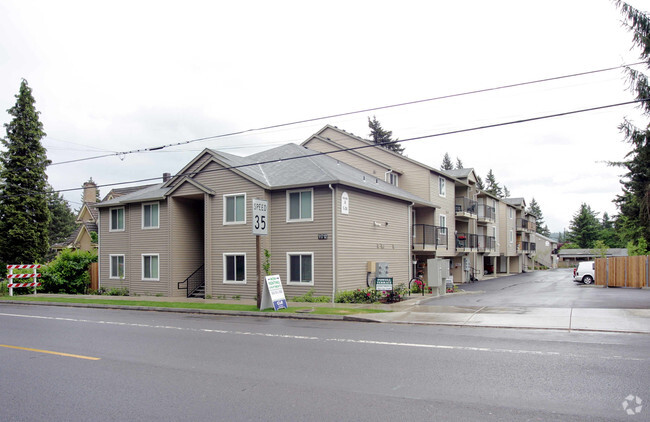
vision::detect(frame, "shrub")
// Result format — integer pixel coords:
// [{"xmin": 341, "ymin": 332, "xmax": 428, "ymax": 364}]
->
[
  {"xmin": 292, "ymin": 289, "xmax": 330, "ymax": 303},
  {"xmin": 40, "ymin": 249, "xmax": 97, "ymax": 294},
  {"xmin": 335, "ymin": 287, "xmax": 377, "ymax": 303}
]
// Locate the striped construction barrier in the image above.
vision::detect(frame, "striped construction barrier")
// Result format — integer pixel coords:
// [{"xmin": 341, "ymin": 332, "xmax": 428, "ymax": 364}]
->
[{"xmin": 7, "ymin": 264, "xmax": 41, "ymax": 296}]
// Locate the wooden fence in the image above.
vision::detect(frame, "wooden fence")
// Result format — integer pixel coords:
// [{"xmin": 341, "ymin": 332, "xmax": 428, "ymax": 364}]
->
[
  {"xmin": 595, "ymin": 256, "xmax": 649, "ymax": 288},
  {"xmin": 89, "ymin": 262, "xmax": 98, "ymax": 291}
]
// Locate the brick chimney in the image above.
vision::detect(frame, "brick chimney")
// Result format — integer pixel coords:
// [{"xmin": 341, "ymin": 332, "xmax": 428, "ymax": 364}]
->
[{"xmin": 83, "ymin": 181, "xmax": 97, "ymax": 203}]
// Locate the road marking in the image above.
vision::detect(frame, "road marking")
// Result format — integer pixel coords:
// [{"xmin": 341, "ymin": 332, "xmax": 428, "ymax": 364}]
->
[
  {"xmin": 0, "ymin": 312, "xmax": 646, "ymax": 361},
  {"xmin": 0, "ymin": 344, "xmax": 101, "ymax": 360}
]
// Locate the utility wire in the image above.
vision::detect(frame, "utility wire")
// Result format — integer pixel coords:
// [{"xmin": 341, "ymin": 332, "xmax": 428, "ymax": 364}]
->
[
  {"xmin": 48, "ymin": 61, "xmax": 645, "ymax": 166},
  {"xmin": 41, "ymin": 97, "xmax": 645, "ymax": 196}
]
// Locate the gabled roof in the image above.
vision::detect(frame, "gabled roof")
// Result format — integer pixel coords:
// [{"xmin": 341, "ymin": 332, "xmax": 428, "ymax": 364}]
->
[
  {"xmin": 95, "ymin": 184, "xmax": 169, "ymax": 208},
  {"xmin": 102, "ymin": 184, "xmax": 157, "ymax": 202},
  {"xmin": 306, "ymin": 124, "xmax": 469, "ymax": 187},
  {"xmin": 444, "ymin": 168, "xmax": 474, "ymax": 179},
  {"xmin": 503, "ymin": 197, "xmax": 526, "ymax": 209},
  {"xmin": 76, "ymin": 202, "xmax": 99, "ymax": 223}
]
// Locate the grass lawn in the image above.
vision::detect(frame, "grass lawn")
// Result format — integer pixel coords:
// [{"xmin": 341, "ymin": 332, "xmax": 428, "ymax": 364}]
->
[{"xmin": 0, "ymin": 296, "xmax": 388, "ymax": 316}]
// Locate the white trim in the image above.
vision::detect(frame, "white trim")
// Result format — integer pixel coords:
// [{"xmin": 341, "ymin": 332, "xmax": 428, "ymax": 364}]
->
[
  {"xmin": 286, "ymin": 188, "xmax": 314, "ymax": 222},
  {"xmin": 438, "ymin": 177, "xmax": 446, "ymax": 197},
  {"xmin": 223, "ymin": 253, "xmax": 247, "ymax": 284},
  {"xmin": 509, "ymin": 229, "xmax": 514, "ymax": 244},
  {"xmin": 141, "ymin": 202, "xmax": 160, "ymax": 230},
  {"xmin": 439, "ymin": 214, "xmax": 447, "ymax": 228},
  {"xmin": 109, "ymin": 207, "xmax": 125, "ymax": 232},
  {"xmin": 141, "ymin": 254, "xmax": 160, "ymax": 281},
  {"xmin": 286, "ymin": 252, "xmax": 314, "ymax": 286},
  {"xmin": 109, "ymin": 254, "xmax": 125, "ymax": 279},
  {"xmin": 223, "ymin": 193, "xmax": 247, "ymax": 225}
]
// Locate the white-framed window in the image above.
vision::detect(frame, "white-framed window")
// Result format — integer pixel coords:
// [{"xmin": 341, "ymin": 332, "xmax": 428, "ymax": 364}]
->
[
  {"xmin": 287, "ymin": 189, "xmax": 313, "ymax": 222},
  {"xmin": 110, "ymin": 207, "xmax": 125, "ymax": 232},
  {"xmin": 224, "ymin": 193, "xmax": 246, "ymax": 224},
  {"xmin": 223, "ymin": 253, "xmax": 246, "ymax": 284},
  {"xmin": 439, "ymin": 177, "xmax": 446, "ymax": 197},
  {"xmin": 385, "ymin": 172, "xmax": 398, "ymax": 186},
  {"xmin": 142, "ymin": 254, "xmax": 159, "ymax": 281},
  {"xmin": 109, "ymin": 255, "xmax": 125, "ymax": 279},
  {"xmin": 508, "ymin": 207, "xmax": 513, "ymax": 219},
  {"xmin": 509, "ymin": 229, "xmax": 514, "ymax": 244},
  {"xmin": 287, "ymin": 252, "xmax": 313, "ymax": 285},
  {"xmin": 142, "ymin": 202, "xmax": 159, "ymax": 229},
  {"xmin": 439, "ymin": 214, "xmax": 447, "ymax": 228}
]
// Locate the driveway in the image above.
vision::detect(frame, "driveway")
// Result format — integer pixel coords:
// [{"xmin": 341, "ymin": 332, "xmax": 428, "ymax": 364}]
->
[{"xmin": 422, "ymin": 268, "xmax": 650, "ymax": 309}]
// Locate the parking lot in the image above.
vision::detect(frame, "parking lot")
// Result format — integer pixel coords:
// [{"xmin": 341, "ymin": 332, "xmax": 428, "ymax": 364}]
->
[{"xmin": 423, "ymin": 268, "xmax": 650, "ymax": 309}]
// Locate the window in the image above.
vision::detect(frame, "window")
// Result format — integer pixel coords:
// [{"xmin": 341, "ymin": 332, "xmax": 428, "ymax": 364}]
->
[
  {"xmin": 439, "ymin": 214, "xmax": 447, "ymax": 228},
  {"xmin": 509, "ymin": 230, "xmax": 514, "ymax": 244},
  {"xmin": 223, "ymin": 253, "xmax": 246, "ymax": 284},
  {"xmin": 385, "ymin": 172, "xmax": 398, "ymax": 186},
  {"xmin": 287, "ymin": 189, "xmax": 313, "ymax": 222},
  {"xmin": 287, "ymin": 253, "xmax": 313, "ymax": 285},
  {"xmin": 224, "ymin": 194, "xmax": 246, "ymax": 224},
  {"xmin": 142, "ymin": 254, "xmax": 159, "ymax": 281},
  {"xmin": 439, "ymin": 177, "xmax": 446, "ymax": 197},
  {"xmin": 110, "ymin": 207, "xmax": 124, "ymax": 231},
  {"xmin": 509, "ymin": 207, "xmax": 513, "ymax": 219},
  {"xmin": 142, "ymin": 202, "xmax": 159, "ymax": 229},
  {"xmin": 110, "ymin": 255, "xmax": 125, "ymax": 279}
]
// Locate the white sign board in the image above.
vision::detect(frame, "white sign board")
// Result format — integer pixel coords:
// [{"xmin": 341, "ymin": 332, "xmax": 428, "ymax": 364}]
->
[
  {"xmin": 252, "ymin": 198, "xmax": 268, "ymax": 236},
  {"xmin": 260, "ymin": 274, "xmax": 287, "ymax": 311},
  {"xmin": 341, "ymin": 192, "xmax": 349, "ymax": 215}
]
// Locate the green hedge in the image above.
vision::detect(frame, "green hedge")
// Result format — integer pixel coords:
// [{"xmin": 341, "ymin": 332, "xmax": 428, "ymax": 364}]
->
[{"xmin": 39, "ymin": 249, "xmax": 97, "ymax": 294}]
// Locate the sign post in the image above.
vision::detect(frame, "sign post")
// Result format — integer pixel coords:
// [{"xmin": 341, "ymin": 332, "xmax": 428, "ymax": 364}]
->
[{"xmin": 252, "ymin": 199, "xmax": 268, "ymax": 309}]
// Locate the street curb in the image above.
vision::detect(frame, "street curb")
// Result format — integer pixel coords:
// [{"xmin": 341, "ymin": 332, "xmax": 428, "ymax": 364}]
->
[{"xmin": 0, "ymin": 300, "xmax": 349, "ymax": 322}]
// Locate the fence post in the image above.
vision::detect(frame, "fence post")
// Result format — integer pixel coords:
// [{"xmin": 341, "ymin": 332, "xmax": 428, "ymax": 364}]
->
[{"xmin": 8, "ymin": 267, "xmax": 13, "ymax": 297}]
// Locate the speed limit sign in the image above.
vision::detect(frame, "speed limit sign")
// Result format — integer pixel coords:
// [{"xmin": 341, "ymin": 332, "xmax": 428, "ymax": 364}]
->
[{"xmin": 252, "ymin": 198, "xmax": 268, "ymax": 236}]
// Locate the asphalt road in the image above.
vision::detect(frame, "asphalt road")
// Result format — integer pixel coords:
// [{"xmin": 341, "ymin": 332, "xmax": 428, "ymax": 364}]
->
[
  {"xmin": 1, "ymin": 303, "xmax": 648, "ymax": 421},
  {"xmin": 426, "ymin": 268, "xmax": 650, "ymax": 308}
]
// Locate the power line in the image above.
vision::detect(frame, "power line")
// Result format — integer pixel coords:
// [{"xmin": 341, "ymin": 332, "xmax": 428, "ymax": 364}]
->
[
  {"xmin": 48, "ymin": 61, "xmax": 645, "ymax": 166},
  {"xmin": 43, "ymin": 97, "xmax": 646, "ymax": 196}
]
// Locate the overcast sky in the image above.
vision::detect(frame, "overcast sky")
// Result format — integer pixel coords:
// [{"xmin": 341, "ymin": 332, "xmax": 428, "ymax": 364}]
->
[{"xmin": 0, "ymin": 0, "xmax": 647, "ymax": 233}]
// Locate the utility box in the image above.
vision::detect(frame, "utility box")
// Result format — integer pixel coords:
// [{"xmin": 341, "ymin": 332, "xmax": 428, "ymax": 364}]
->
[
  {"xmin": 376, "ymin": 262, "xmax": 389, "ymax": 277},
  {"xmin": 427, "ymin": 258, "xmax": 450, "ymax": 296}
]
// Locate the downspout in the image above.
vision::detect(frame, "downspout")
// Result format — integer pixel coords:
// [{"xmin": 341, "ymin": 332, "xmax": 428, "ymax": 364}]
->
[
  {"xmin": 97, "ymin": 211, "xmax": 101, "ymax": 291},
  {"xmin": 329, "ymin": 184, "xmax": 336, "ymax": 304},
  {"xmin": 408, "ymin": 202, "xmax": 414, "ymax": 280}
]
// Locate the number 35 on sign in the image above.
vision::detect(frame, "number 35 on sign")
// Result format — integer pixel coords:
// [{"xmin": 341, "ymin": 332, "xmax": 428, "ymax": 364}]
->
[{"xmin": 252, "ymin": 198, "xmax": 268, "ymax": 236}]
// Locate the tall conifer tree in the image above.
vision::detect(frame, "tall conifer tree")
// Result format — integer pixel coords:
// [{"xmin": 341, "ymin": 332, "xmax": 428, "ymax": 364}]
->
[{"xmin": 0, "ymin": 80, "xmax": 51, "ymax": 265}]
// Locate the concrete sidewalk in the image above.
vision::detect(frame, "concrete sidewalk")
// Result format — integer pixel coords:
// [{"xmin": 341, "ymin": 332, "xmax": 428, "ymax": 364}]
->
[{"xmin": 3, "ymin": 293, "xmax": 650, "ymax": 334}]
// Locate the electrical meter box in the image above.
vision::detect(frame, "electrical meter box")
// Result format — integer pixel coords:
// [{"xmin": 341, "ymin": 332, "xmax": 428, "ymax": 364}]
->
[{"xmin": 376, "ymin": 262, "xmax": 389, "ymax": 277}]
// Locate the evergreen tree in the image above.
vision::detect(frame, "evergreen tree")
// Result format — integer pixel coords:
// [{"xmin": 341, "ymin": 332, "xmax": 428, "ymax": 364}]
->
[
  {"xmin": 455, "ymin": 157, "xmax": 464, "ymax": 169},
  {"xmin": 0, "ymin": 80, "xmax": 51, "ymax": 265},
  {"xmin": 612, "ymin": 1, "xmax": 650, "ymax": 245},
  {"xmin": 476, "ymin": 174, "xmax": 485, "ymax": 190},
  {"xmin": 567, "ymin": 203, "xmax": 601, "ymax": 248},
  {"xmin": 527, "ymin": 198, "xmax": 551, "ymax": 236},
  {"xmin": 503, "ymin": 185, "xmax": 510, "ymax": 198},
  {"xmin": 48, "ymin": 186, "xmax": 76, "ymax": 246},
  {"xmin": 368, "ymin": 116, "xmax": 404, "ymax": 154},
  {"xmin": 484, "ymin": 169, "xmax": 503, "ymax": 198},
  {"xmin": 441, "ymin": 152, "xmax": 453, "ymax": 170}
]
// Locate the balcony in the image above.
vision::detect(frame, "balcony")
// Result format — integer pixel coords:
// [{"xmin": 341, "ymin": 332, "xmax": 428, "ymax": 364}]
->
[
  {"xmin": 477, "ymin": 235, "xmax": 496, "ymax": 253},
  {"xmin": 412, "ymin": 224, "xmax": 448, "ymax": 251},
  {"xmin": 455, "ymin": 197, "xmax": 477, "ymax": 219},
  {"xmin": 516, "ymin": 218, "xmax": 529, "ymax": 232},
  {"xmin": 477, "ymin": 204, "xmax": 495, "ymax": 224},
  {"xmin": 456, "ymin": 232, "xmax": 478, "ymax": 252}
]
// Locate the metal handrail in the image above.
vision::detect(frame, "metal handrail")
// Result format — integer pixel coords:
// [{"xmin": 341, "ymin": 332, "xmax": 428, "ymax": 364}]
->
[{"xmin": 177, "ymin": 264, "xmax": 205, "ymax": 298}]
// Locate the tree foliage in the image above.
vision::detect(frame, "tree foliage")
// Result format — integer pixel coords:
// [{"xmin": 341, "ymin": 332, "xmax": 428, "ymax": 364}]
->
[
  {"xmin": 476, "ymin": 174, "xmax": 485, "ymax": 190},
  {"xmin": 484, "ymin": 169, "xmax": 503, "ymax": 198},
  {"xmin": 612, "ymin": 1, "xmax": 650, "ymax": 245},
  {"xmin": 0, "ymin": 80, "xmax": 51, "ymax": 266},
  {"xmin": 368, "ymin": 116, "xmax": 404, "ymax": 154},
  {"xmin": 48, "ymin": 186, "xmax": 76, "ymax": 246},
  {"xmin": 455, "ymin": 157, "xmax": 464, "ymax": 169},
  {"xmin": 441, "ymin": 152, "xmax": 453, "ymax": 170},
  {"xmin": 528, "ymin": 197, "xmax": 551, "ymax": 236},
  {"xmin": 40, "ymin": 249, "xmax": 97, "ymax": 294},
  {"xmin": 567, "ymin": 203, "xmax": 601, "ymax": 248}
]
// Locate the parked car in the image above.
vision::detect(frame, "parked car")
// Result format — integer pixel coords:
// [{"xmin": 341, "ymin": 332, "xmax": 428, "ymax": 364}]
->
[{"xmin": 573, "ymin": 261, "xmax": 595, "ymax": 285}]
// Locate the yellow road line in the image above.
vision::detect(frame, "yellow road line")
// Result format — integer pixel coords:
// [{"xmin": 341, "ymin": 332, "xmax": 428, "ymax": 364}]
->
[{"xmin": 0, "ymin": 344, "xmax": 101, "ymax": 361}]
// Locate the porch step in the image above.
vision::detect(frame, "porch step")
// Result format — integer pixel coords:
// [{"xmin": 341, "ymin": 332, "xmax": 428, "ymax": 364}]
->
[{"xmin": 189, "ymin": 284, "xmax": 205, "ymax": 299}]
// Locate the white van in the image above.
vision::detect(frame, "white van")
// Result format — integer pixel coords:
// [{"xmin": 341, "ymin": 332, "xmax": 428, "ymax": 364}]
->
[{"xmin": 573, "ymin": 261, "xmax": 595, "ymax": 285}]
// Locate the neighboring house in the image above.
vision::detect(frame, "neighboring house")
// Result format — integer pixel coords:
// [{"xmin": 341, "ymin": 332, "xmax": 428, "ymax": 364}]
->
[
  {"xmin": 52, "ymin": 181, "xmax": 99, "ymax": 253},
  {"xmin": 558, "ymin": 248, "xmax": 628, "ymax": 267},
  {"xmin": 531, "ymin": 232, "xmax": 558, "ymax": 269},
  {"xmin": 96, "ymin": 144, "xmax": 431, "ymax": 299}
]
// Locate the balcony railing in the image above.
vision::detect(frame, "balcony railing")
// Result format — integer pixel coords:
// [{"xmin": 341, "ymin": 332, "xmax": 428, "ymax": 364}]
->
[
  {"xmin": 477, "ymin": 235, "xmax": 496, "ymax": 252},
  {"xmin": 517, "ymin": 218, "xmax": 537, "ymax": 232},
  {"xmin": 477, "ymin": 204, "xmax": 495, "ymax": 223},
  {"xmin": 412, "ymin": 224, "xmax": 448, "ymax": 249},
  {"xmin": 455, "ymin": 197, "xmax": 477, "ymax": 217},
  {"xmin": 456, "ymin": 232, "xmax": 478, "ymax": 250}
]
